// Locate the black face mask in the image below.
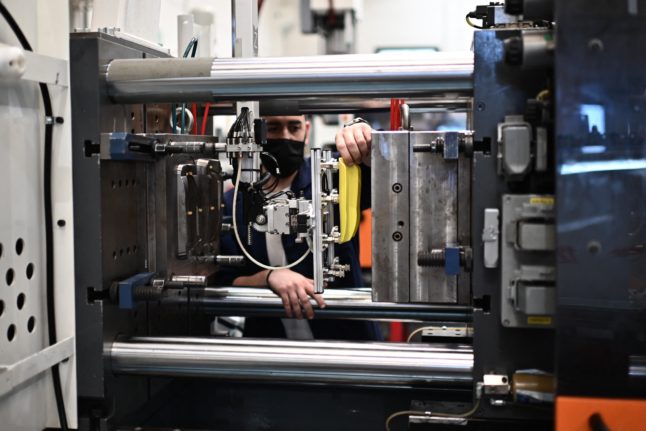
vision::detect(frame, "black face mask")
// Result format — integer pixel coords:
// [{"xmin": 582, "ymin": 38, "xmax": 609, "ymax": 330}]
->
[{"xmin": 262, "ymin": 138, "xmax": 305, "ymax": 178}]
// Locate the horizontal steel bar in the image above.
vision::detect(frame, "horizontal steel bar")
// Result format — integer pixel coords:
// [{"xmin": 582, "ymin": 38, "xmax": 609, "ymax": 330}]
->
[
  {"xmin": 201, "ymin": 97, "xmax": 472, "ymax": 116},
  {"xmin": 110, "ymin": 337, "xmax": 473, "ymax": 387},
  {"xmin": 161, "ymin": 287, "xmax": 473, "ymax": 322},
  {"xmin": 105, "ymin": 52, "xmax": 473, "ymax": 103}
]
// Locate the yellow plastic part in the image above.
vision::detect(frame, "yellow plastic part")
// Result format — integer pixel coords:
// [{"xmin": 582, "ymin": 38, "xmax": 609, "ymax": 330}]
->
[{"xmin": 338, "ymin": 159, "xmax": 361, "ymax": 244}]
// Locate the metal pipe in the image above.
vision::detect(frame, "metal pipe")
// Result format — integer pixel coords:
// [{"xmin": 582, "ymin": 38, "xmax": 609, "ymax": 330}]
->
[
  {"xmin": 105, "ymin": 52, "xmax": 473, "ymax": 103},
  {"xmin": 161, "ymin": 287, "xmax": 473, "ymax": 322},
  {"xmin": 310, "ymin": 144, "xmax": 324, "ymax": 293},
  {"xmin": 200, "ymin": 97, "xmax": 472, "ymax": 116},
  {"xmin": 110, "ymin": 337, "xmax": 473, "ymax": 387}
]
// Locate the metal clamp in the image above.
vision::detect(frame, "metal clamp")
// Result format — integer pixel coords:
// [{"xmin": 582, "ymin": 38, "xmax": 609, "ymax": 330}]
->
[{"xmin": 115, "ymin": 272, "xmax": 155, "ymax": 309}]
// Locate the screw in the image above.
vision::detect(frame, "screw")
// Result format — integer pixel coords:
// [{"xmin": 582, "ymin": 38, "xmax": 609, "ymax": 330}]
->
[
  {"xmin": 477, "ymin": 101, "xmax": 486, "ymax": 112},
  {"xmin": 587, "ymin": 240, "xmax": 601, "ymax": 255},
  {"xmin": 588, "ymin": 38, "xmax": 604, "ymax": 53},
  {"xmin": 392, "ymin": 232, "xmax": 403, "ymax": 242},
  {"xmin": 392, "ymin": 183, "xmax": 403, "ymax": 193}
]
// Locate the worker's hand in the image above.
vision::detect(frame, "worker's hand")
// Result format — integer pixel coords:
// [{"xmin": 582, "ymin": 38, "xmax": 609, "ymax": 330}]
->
[
  {"xmin": 335, "ymin": 122, "xmax": 372, "ymax": 167},
  {"xmin": 267, "ymin": 269, "xmax": 326, "ymax": 319}
]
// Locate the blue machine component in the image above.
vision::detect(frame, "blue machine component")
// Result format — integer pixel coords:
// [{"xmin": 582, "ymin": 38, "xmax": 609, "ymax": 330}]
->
[
  {"xmin": 118, "ymin": 272, "xmax": 155, "ymax": 309},
  {"xmin": 444, "ymin": 247, "xmax": 461, "ymax": 276}
]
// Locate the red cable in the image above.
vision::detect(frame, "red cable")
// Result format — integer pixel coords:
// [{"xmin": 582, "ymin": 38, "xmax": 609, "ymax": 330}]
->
[
  {"xmin": 390, "ymin": 98, "xmax": 405, "ymax": 130},
  {"xmin": 200, "ymin": 102, "xmax": 211, "ymax": 135},
  {"xmin": 191, "ymin": 103, "xmax": 198, "ymax": 135}
]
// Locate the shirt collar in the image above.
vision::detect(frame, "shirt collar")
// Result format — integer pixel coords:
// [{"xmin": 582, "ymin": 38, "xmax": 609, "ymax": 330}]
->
[{"xmin": 290, "ymin": 157, "xmax": 311, "ymax": 192}]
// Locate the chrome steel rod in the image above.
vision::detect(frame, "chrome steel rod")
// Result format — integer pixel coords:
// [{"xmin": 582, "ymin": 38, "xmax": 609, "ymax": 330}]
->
[
  {"xmin": 105, "ymin": 52, "xmax": 473, "ymax": 103},
  {"xmin": 161, "ymin": 287, "xmax": 473, "ymax": 322},
  {"xmin": 110, "ymin": 337, "xmax": 473, "ymax": 387},
  {"xmin": 201, "ymin": 97, "xmax": 472, "ymax": 116}
]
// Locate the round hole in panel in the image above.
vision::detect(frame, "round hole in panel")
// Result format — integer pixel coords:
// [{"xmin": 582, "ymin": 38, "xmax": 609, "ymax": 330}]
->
[
  {"xmin": 0, "ymin": 242, "xmax": 3, "ymax": 259},
  {"xmin": 17, "ymin": 293, "xmax": 25, "ymax": 310},
  {"xmin": 7, "ymin": 324, "xmax": 15, "ymax": 342},
  {"xmin": 6, "ymin": 268, "xmax": 14, "ymax": 286},
  {"xmin": 26, "ymin": 263, "xmax": 34, "ymax": 279},
  {"xmin": 15, "ymin": 238, "xmax": 24, "ymax": 255},
  {"xmin": 0, "ymin": 300, "xmax": 4, "ymax": 317},
  {"xmin": 27, "ymin": 316, "xmax": 35, "ymax": 333}
]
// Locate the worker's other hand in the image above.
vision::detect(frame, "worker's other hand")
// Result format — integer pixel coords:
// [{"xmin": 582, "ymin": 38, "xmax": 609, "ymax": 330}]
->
[
  {"xmin": 267, "ymin": 269, "xmax": 326, "ymax": 319},
  {"xmin": 335, "ymin": 123, "xmax": 372, "ymax": 167}
]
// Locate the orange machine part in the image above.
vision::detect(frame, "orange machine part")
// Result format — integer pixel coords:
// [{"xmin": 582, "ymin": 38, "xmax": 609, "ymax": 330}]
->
[
  {"xmin": 359, "ymin": 209, "xmax": 372, "ymax": 268},
  {"xmin": 556, "ymin": 396, "xmax": 646, "ymax": 431}
]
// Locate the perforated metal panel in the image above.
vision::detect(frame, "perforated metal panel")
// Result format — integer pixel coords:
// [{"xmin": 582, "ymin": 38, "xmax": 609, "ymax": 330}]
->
[{"xmin": 0, "ymin": 0, "xmax": 76, "ymax": 429}]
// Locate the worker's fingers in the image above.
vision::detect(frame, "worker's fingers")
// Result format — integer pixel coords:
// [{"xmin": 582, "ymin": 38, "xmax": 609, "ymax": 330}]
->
[
  {"xmin": 313, "ymin": 294, "xmax": 326, "ymax": 309},
  {"xmin": 362, "ymin": 125, "xmax": 372, "ymax": 150},
  {"xmin": 336, "ymin": 132, "xmax": 353, "ymax": 166},
  {"xmin": 298, "ymin": 289, "xmax": 315, "ymax": 319},
  {"xmin": 288, "ymin": 290, "xmax": 303, "ymax": 319},
  {"xmin": 353, "ymin": 126, "xmax": 369, "ymax": 159},
  {"xmin": 345, "ymin": 129, "xmax": 363, "ymax": 165},
  {"xmin": 279, "ymin": 293, "xmax": 292, "ymax": 318},
  {"xmin": 305, "ymin": 284, "xmax": 326, "ymax": 309}
]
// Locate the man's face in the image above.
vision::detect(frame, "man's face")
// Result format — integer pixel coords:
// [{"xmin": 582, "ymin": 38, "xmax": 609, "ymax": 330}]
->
[{"xmin": 265, "ymin": 116, "xmax": 309, "ymax": 142}]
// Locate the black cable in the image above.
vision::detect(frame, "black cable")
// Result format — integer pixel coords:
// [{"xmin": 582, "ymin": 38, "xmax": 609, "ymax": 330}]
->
[
  {"xmin": 589, "ymin": 413, "xmax": 612, "ymax": 431},
  {"xmin": 0, "ymin": 3, "xmax": 69, "ymax": 429},
  {"xmin": 465, "ymin": 13, "xmax": 484, "ymax": 29}
]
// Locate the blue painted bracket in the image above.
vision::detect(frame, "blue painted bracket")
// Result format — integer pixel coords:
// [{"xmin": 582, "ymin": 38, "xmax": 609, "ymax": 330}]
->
[
  {"xmin": 444, "ymin": 247, "xmax": 461, "ymax": 276},
  {"xmin": 118, "ymin": 272, "xmax": 155, "ymax": 309}
]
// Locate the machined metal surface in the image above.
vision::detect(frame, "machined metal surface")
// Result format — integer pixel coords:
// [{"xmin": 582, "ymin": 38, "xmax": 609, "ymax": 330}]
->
[
  {"xmin": 410, "ymin": 131, "xmax": 459, "ymax": 303},
  {"xmin": 160, "ymin": 287, "xmax": 473, "ymax": 322},
  {"xmin": 372, "ymin": 131, "xmax": 469, "ymax": 304},
  {"xmin": 372, "ymin": 131, "xmax": 410, "ymax": 302},
  {"xmin": 110, "ymin": 337, "xmax": 473, "ymax": 387},
  {"xmin": 105, "ymin": 52, "xmax": 474, "ymax": 103}
]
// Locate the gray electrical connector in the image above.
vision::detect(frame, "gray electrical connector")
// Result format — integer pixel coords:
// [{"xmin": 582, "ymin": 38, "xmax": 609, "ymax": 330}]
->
[{"xmin": 497, "ymin": 115, "xmax": 532, "ymax": 180}]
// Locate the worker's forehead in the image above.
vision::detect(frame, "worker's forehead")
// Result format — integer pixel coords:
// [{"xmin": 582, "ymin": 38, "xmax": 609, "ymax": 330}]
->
[{"xmin": 264, "ymin": 116, "xmax": 306, "ymax": 125}]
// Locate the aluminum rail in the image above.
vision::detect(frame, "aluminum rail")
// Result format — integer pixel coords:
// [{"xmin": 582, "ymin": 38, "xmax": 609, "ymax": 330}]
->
[
  {"xmin": 110, "ymin": 337, "xmax": 473, "ymax": 387},
  {"xmin": 105, "ymin": 52, "xmax": 474, "ymax": 103},
  {"xmin": 161, "ymin": 287, "xmax": 473, "ymax": 322}
]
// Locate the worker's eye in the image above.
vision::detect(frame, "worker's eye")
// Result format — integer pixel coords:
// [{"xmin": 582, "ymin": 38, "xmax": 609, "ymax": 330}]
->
[
  {"xmin": 267, "ymin": 125, "xmax": 279, "ymax": 133},
  {"xmin": 289, "ymin": 125, "xmax": 302, "ymax": 134}
]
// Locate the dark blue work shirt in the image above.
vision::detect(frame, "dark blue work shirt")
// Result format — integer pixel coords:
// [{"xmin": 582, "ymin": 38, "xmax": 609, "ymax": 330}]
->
[{"xmin": 217, "ymin": 157, "xmax": 381, "ymax": 341}]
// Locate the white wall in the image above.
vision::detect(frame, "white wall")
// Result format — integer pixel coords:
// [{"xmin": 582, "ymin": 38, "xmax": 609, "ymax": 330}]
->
[
  {"xmin": 257, "ymin": 0, "xmax": 483, "ymax": 56},
  {"xmin": 157, "ymin": 0, "xmax": 483, "ymax": 58}
]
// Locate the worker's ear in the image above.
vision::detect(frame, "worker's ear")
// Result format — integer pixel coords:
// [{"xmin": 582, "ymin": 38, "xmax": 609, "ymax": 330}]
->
[{"xmin": 304, "ymin": 119, "xmax": 312, "ymax": 145}]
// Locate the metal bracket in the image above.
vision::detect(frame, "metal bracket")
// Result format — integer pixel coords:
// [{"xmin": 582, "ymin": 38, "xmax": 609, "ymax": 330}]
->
[
  {"xmin": 101, "ymin": 132, "xmax": 158, "ymax": 161},
  {"xmin": 0, "ymin": 336, "xmax": 74, "ymax": 398},
  {"xmin": 22, "ymin": 51, "xmax": 69, "ymax": 87},
  {"xmin": 483, "ymin": 373, "xmax": 510, "ymax": 395}
]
